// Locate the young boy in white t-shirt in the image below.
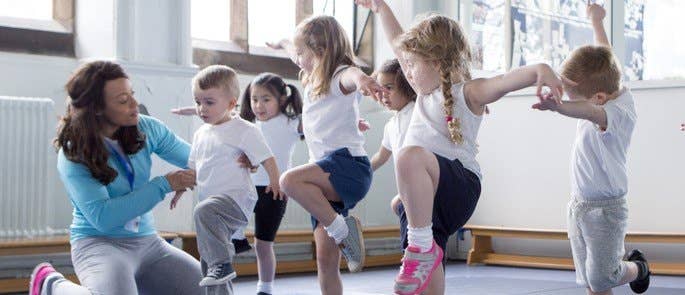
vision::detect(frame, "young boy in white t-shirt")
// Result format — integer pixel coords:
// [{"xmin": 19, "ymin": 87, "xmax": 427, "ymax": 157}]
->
[
  {"xmin": 533, "ymin": 4, "xmax": 649, "ymax": 294},
  {"xmin": 172, "ymin": 65, "xmax": 281, "ymax": 288}
]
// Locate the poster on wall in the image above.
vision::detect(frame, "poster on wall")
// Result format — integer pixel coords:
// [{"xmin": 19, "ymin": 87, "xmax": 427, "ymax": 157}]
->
[{"xmin": 511, "ymin": 0, "xmax": 594, "ymax": 70}]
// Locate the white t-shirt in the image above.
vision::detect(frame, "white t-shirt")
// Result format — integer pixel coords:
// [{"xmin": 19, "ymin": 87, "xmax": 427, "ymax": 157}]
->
[
  {"xmin": 404, "ymin": 83, "xmax": 483, "ymax": 179},
  {"xmin": 189, "ymin": 117, "xmax": 273, "ymax": 217},
  {"xmin": 252, "ymin": 114, "xmax": 301, "ymax": 186},
  {"xmin": 571, "ymin": 88, "xmax": 637, "ymax": 200},
  {"xmin": 302, "ymin": 66, "xmax": 366, "ymax": 162},
  {"xmin": 381, "ymin": 101, "xmax": 415, "ymax": 164}
]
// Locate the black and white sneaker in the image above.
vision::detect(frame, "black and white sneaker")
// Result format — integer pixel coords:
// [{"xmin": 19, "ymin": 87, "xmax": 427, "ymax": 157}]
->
[
  {"xmin": 199, "ymin": 262, "xmax": 237, "ymax": 287},
  {"xmin": 626, "ymin": 249, "xmax": 650, "ymax": 294}
]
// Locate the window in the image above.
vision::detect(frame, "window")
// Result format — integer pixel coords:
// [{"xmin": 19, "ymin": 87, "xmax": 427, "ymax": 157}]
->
[
  {"xmin": 470, "ymin": 0, "xmax": 506, "ymax": 72},
  {"xmin": 248, "ymin": 0, "xmax": 297, "ymax": 47},
  {"xmin": 0, "ymin": 0, "xmax": 53, "ymax": 21},
  {"xmin": 191, "ymin": 0, "xmax": 232, "ymax": 42},
  {"xmin": 623, "ymin": 0, "xmax": 685, "ymax": 80},
  {"xmin": 511, "ymin": 0, "xmax": 594, "ymax": 69},
  {"xmin": 313, "ymin": 0, "xmax": 355, "ymax": 46},
  {"xmin": 0, "ymin": 0, "xmax": 74, "ymax": 57},
  {"xmin": 191, "ymin": 0, "xmax": 368, "ymax": 78}
]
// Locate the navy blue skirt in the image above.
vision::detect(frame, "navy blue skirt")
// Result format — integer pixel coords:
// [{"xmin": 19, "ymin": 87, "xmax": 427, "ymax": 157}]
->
[{"xmin": 310, "ymin": 148, "xmax": 372, "ymax": 229}]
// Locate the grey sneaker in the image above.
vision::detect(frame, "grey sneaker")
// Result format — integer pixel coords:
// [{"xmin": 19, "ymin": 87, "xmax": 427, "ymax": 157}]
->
[
  {"xmin": 199, "ymin": 262, "xmax": 237, "ymax": 287},
  {"xmin": 338, "ymin": 215, "xmax": 366, "ymax": 272}
]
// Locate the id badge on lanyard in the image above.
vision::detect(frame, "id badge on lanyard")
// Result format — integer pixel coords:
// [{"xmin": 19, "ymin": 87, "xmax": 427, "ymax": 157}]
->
[{"xmin": 105, "ymin": 140, "xmax": 141, "ymax": 233}]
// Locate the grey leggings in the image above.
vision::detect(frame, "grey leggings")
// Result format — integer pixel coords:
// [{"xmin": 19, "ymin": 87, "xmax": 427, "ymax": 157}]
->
[{"xmin": 50, "ymin": 234, "xmax": 204, "ymax": 295}]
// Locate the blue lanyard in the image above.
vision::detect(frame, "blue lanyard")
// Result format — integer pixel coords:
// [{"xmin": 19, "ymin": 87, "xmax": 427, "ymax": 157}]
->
[{"xmin": 104, "ymin": 140, "xmax": 135, "ymax": 191}]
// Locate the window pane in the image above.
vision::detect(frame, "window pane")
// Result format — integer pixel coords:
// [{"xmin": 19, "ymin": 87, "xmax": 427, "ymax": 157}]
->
[
  {"xmin": 0, "ymin": 0, "xmax": 52, "ymax": 21},
  {"xmin": 624, "ymin": 0, "xmax": 685, "ymax": 80},
  {"xmin": 192, "ymin": 0, "xmax": 231, "ymax": 42},
  {"xmin": 471, "ymin": 0, "xmax": 506, "ymax": 72},
  {"xmin": 511, "ymin": 0, "xmax": 598, "ymax": 69},
  {"xmin": 248, "ymin": 0, "xmax": 296, "ymax": 46},
  {"xmin": 313, "ymin": 0, "xmax": 355, "ymax": 46}
]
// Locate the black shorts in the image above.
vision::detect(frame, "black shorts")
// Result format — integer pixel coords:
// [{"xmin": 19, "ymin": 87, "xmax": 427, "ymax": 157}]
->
[
  {"xmin": 253, "ymin": 186, "xmax": 288, "ymax": 242},
  {"xmin": 398, "ymin": 153, "xmax": 481, "ymax": 252}
]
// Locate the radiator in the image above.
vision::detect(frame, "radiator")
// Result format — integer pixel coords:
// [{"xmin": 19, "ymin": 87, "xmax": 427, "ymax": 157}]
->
[{"xmin": 0, "ymin": 96, "xmax": 57, "ymax": 239}]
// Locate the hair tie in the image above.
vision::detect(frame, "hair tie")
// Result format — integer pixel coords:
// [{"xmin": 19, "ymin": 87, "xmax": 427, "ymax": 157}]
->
[{"xmin": 446, "ymin": 116, "xmax": 453, "ymax": 122}]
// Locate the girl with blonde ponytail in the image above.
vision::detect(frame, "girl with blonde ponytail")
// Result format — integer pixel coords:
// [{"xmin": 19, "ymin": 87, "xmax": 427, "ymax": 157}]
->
[{"xmin": 358, "ymin": 1, "xmax": 564, "ymax": 294}]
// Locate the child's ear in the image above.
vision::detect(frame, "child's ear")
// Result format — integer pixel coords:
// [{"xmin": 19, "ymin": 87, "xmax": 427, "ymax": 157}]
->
[{"xmin": 594, "ymin": 92, "xmax": 609, "ymax": 104}]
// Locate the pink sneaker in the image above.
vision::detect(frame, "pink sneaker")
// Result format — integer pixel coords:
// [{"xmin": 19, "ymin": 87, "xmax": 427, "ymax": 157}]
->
[
  {"xmin": 394, "ymin": 241, "xmax": 443, "ymax": 295},
  {"xmin": 29, "ymin": 262, "xmax": 57, "ymax": 295}
]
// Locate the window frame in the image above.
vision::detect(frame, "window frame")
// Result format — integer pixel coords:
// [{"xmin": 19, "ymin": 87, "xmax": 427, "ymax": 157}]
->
[{"xmin": 0, "ymin": 0, "xmax": 74, "ymax": 57}]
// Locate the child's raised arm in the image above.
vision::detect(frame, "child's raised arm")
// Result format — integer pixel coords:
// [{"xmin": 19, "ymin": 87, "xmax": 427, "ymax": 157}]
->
[
  {"xmin": 587, "ymin": 2, "xmax": 610, "ymax": 48},
  {"xmin": 356, "ymin": 0, "xmax": 404, "ymax": 59},
  {"xmin": 465, "ymin": 63, "xmax": 564, "ymax": 109}
]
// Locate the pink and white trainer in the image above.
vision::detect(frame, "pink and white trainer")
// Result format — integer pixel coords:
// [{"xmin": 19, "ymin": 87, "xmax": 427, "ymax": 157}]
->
[
  {"xmin": 29, "ymin": 262, "xmax": 57, "ymax": 295},
  {"xmin": 393, "ymin": 241, "xmax": 443, "ymax": 295}
]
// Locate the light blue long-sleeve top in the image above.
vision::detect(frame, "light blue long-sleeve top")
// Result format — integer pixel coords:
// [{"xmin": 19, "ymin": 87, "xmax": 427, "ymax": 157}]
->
[{"xmin": 57, "ymin": 115, "xmax": 190, "ymax": 242}]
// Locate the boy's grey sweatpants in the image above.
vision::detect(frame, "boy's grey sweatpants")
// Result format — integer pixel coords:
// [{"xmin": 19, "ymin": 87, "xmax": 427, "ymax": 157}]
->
[
  {"xmin": 194, "ymin": 195, "xmax": 249, "ymax": 267},
  {"xmin": 568, "ymin": 197, "xmax": 629, "ymax": 292}
]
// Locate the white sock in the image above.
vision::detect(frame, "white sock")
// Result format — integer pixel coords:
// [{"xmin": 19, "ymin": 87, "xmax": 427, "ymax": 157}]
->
[
  {"xmin": 324, "ymin": 215, "xmax": 349, "ymax": 244},
  {"xmin": 407, "ymin": 224, "xmax": 433, "ymax": 252},
  {"xmin": 257, "ymin": 280, "xmax": 273, "ymax": 294},
  {"xmin": 42, "ymin": 272, "xmax": 65, "ymax": 295}
]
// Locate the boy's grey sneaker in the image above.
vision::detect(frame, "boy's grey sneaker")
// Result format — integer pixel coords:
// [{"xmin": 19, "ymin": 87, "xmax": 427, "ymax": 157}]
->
[
  {"xmin": 338, "ymin": 215, "xmax": 366, "ymax": 272},
  {"xmin": 199, "ymin": 262, "xmax": 237, "ymax": 287}
]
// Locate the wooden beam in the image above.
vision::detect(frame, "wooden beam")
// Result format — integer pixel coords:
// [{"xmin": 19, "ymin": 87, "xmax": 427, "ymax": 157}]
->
[
  {"xmin": 53, "ymin": 0, "xmax": 74, "ymax": 30},
  {"xmin": 229, "ymin": 0, "xmax": 248, "ymax": 51},
  {"xmin": 295, "ymin": 0, "xmax": 313, "ymax": 25}
]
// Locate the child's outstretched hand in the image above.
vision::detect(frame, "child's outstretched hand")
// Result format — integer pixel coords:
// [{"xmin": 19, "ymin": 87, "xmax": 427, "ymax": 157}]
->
[
  {"xmin": 171, "ymin": 106, "xmax": 197, "ymax": 116},
  {"xmin": 266, "ymin": 181, "xmax": 285, "ymax": 201},
  {"xmin": 170, "ymin": 190, "xmax": 185, "ymax": 210},
  {"xmin": 358, "ymin": 119, "xmax": 371, "ymax": 132},
  {"xmin": 355, "ymin": 0, "xmax": 382, "ymax": 13},
  {"xmin": 586, "ymin": 1, "xmax": 606, "ymax": 22},
  {"xmin": 266, "ymin": 39, "xmax": 289, "ymax": 50},
  {"xmin": 532, "ymin": 93, "xmax": 560, "ymax": 111},
  {"xmin": 357, "ymin": 75, "xmax": 387, "ymax": 101},
  {"xmin": 535, "ymin": 65, "xmax": 565, "ymax": 104}
]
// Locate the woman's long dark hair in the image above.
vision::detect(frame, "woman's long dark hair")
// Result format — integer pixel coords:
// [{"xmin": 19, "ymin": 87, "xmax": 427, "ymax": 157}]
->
[
  {"xmin": 55, "ymin": 61, "xmax": 145, "ymax": 185},
  {"xmin": 239, "ymin": 72, "xmax": 303, "ymax": 123}
]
